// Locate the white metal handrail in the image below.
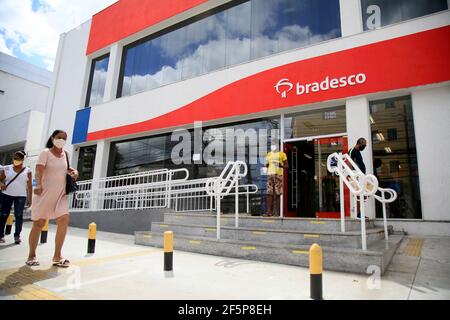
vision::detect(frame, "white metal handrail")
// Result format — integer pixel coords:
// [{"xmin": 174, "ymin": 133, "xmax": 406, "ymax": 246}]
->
[
  {"xmin": 70, "ymin": 163, "xmax": 258, "ymax": 219},
  {"xmin": 205, "ymin": 161, "xmax": 254, "ymax": 240},
  {"xmin": 373, "ymin": 187, "xmax": 397, "ymax": 241},
  {"xmin": 343, "ymin": 153, "xmax": 397, "ymax": 241},
  {"xmin": 327, "ymin": 152, "xmax": 395, "ymax": 251},
  {"xmin": 71, "ymin": 168, "xmax": 189, "ymax": 211}
]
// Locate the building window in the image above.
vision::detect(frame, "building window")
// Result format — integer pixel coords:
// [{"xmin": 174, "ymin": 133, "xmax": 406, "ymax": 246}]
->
[
  {"xmin": 117, "ymin": 0, "xmax": 341, "ymax": 97},
  {"xmin": 107, "ymin": 117, "xmax": 280, "ymax": 213},
  {"xmin": 284, "ymin": 106, "xmax": 346, "ymax": 139},
  {"xmin": 77, "ymin": 146, "xmax": 97, "ymax": 181},
  {"xmin": 387, "ymin": 128, "xmax": 397, "ymax": 141},
  {"xmin": 370, "ymin": 96, "xmax": 422, "ymax": 219},
  {"xmin": 85, "ymin": 54, "xmax": 110, "ymax": 107},
  {"xmin": 361, "ymin": 0, "xmax": 448, "ymax": 31}
]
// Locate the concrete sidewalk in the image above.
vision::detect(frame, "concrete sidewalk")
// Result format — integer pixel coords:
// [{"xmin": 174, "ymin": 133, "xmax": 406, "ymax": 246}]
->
[{"xmin": 0, "ymin": 222, "xmax": 449, "ymax": 300}]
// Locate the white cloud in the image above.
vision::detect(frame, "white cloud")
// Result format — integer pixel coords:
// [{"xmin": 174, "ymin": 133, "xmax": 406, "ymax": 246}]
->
[
  {"xmin": 0, "ymin": 0, "xmax": 117, "ymax": 71},
  {"xmin": 0, "ymin": 36, "xmax": 14, "ymax": 56},
  {"xmin": 121, "ymin": 24, "xmax": 339, "ymax": 96}
]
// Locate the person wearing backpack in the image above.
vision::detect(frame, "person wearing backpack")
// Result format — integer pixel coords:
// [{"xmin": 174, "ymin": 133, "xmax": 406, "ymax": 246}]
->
[{"xmin": 0, "ymin": 151, "xmax": 32, "ymax": 244}]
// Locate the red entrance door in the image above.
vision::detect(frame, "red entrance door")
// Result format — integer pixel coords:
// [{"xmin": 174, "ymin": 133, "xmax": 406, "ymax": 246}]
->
[{"xmin": 283, "ymin": 136, "xmax": 349, "ymax": 218}]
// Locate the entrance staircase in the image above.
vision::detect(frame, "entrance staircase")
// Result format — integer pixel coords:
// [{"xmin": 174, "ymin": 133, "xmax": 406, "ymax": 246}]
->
[{"xmin": 135, "ymin": 212, "xmax": 403, "ymax": 274}]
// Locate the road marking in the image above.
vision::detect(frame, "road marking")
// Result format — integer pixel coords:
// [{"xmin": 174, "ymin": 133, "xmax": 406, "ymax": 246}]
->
[
  {"xmin": 159, "ymin": 224, "xmax": 169, "ymax": 228},
  {"xmin": 304, "ymin": 234, "xmax": 320, "ymax": 238},
  {"xmin": 310, "ymin": 221, "xmax": 326, "ymax": 224},
  {"xmin": 261, "ymin": 220, "xmax": 276, "ymax": 223},
  {"xmin": 241, "ymin": 246, "xmax": 256, "ymax": 250},
  {"xmin": 143, "ymin": 235, "xmax": 153, "ymax": 239},
  {"xmin": 50, "ymin": 270, "xmax": 142, "ymax": 293},
  {"xmin": 189, "ymin": 240, "xmax": 202, "ymax": 245},
  {"xmin": 252, "ymin": 231, "xmax": 267, "ymax": 235},
  {"xmin": 205, "ymin": 228, "xmax": 216, "ymax": 232},
  {"xmin": 72, "ymin": 249, "xmax": 159, "ymax": 267},
  {"xmin": 292, "ymin": 250, "xmax": 309, "ymax": 255}
]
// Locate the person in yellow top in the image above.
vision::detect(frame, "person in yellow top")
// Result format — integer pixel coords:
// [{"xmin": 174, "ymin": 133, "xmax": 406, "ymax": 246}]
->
[{"xmin": 265, "ymin": 143, "xmax": 288, "ymax": 217}]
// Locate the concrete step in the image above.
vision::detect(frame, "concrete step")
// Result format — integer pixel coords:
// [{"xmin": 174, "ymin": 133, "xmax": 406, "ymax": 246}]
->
[
  {"xmin": 135, "ymin": 231, "xmax": 403, "ymax": 275},
  {"xmin": 151, "ymin": 222, "xmax": 386, "ymax": 249},
  {"xmin": 164, "ymin": 212, "xmax": 376, "ymax": 232}
]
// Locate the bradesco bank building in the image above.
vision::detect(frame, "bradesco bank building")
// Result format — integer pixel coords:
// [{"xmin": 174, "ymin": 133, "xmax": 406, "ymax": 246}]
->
[{"xmin": 59, "ymin": 0, "xmax": 450, "ymax": 234}]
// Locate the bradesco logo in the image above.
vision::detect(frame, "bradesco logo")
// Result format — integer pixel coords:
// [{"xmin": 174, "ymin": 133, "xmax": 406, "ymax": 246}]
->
[{"xmin": 275, "ymin": 73, "xmax": 367, "ymax": 98}]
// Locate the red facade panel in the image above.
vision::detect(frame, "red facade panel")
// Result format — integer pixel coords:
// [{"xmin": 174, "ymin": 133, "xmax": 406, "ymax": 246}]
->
[
  {"xmin": 87, "ymin": 0, "xmax": 209, "ymax": 55},
  {"xmin": 86, "ymin": 26, "xmax": 450, "ymax": 141}
]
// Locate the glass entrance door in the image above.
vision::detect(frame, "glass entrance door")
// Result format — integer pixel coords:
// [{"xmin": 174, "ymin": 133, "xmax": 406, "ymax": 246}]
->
[{"xmin": 284, "ymin": 136, "xmax": 349, "ymax": 218}]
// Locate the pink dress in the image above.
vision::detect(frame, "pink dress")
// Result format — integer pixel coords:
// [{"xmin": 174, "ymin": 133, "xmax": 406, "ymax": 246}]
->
[{"xmin": 31, "ymin": 149, "xmax": 69, "ymax": 221}]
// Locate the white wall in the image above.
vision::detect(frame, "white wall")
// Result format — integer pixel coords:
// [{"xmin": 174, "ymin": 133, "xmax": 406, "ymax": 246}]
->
[
  {"xmin": 0, "ymin": 71, "xmax": 49, "ymax": 121},
  {"xmin": 339, "ymin": 0, "xmax": 363, "ymax": 37},
  {"xmin": 25, "ymin": 111, "xmax": 46, "ymax": 151},
  {"xmin": 412, "ymin": 85, "xmax": 450, "ymax": 221},
  {"xmin": 345, "ymin": 96, "xmax": 375, "ymax": 219},
  {"xmin": 44, "ymin": 20, "xmax": 91, "ymax": 157}
]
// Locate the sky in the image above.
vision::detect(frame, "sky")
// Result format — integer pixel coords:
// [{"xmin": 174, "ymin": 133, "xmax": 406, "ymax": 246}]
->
[{"xmin": 0, "ymin": 0, "xmax": 117, "ymax": 72}]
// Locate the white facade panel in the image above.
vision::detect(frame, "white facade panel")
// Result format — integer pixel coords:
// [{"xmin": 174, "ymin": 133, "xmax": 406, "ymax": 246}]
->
[
  {"xmin": 45, "ymin": 20, "xmax": 92, "ymax": 156},
  {"xmin": 412, "ymin": 85, "xmax": 450, "ymax": 221}
]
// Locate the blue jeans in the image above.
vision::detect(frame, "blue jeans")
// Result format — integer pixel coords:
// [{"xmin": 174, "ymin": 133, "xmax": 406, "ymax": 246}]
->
[{"xmin": 0, "ymin": 194, "xmax": 26, "ymax": 238}]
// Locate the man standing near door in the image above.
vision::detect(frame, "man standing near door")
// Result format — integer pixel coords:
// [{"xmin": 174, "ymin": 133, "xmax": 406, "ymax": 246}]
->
[
  {"xmin": 349, "ymin": 137, "xmax": 368, "ymax": 219},
  {"xmin": 265, "ymin": 141, "xmax": 288, "ymax": 217},
  {"xmin": 349, "ymin": 138, "xmax": 367, "ymax": 174}
]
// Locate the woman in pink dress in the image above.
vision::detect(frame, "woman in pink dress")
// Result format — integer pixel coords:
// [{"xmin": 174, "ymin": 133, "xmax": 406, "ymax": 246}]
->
[{"xmin": 26, "ymin": 130, "xmax": 78, "ymax": 267}]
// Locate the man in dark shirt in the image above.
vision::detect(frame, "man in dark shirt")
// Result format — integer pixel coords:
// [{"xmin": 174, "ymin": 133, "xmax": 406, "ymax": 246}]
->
[
  {"xmin": 349, "ymin": 138, "xmax": 367, "ymax": 174},
  {"xmin": 349, "ymin": 138, "xmax": 368, "ymax": 219}
]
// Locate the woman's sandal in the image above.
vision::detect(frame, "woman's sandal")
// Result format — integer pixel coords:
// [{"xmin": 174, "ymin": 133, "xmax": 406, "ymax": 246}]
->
[
  {"xmin": 25, "ymin": 258, "xmax": 40, "ymax": 266},
  {"xmin": 52, "ymin": 258, "xmax": 70, "ymax": 268}
]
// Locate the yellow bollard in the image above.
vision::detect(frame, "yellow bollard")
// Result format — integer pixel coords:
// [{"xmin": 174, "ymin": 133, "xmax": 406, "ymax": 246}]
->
[
  {"xmin": 5, "ymin": 214, "xmax": 14, "ymax": 235},
  {"xmin": 164, "ymin": 231, "xmax": 173, "ymax": 271},
  {"xmin": 87, "ymin": 222, "xmax": 96, "ymax": 254},
  {"xmin": 310, "ymin": 243, "xmax": 323, "ymax": 300},
  {"xmin": 40, "ymin": 219, "xmax": 49, "ymax": 243}
]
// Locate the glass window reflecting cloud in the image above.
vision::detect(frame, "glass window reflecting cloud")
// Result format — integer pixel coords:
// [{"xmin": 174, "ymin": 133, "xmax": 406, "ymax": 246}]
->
[
  {"xmin": 118, "ymin": 0, "xmax": 341, "ymax": 97},
  {"xmin": 86, "ymin": 55, "xmax": 109, "ymax": 107},
  {"xmin": 361, "ymin": 0, "xmax": 448, "ymax": 31}
]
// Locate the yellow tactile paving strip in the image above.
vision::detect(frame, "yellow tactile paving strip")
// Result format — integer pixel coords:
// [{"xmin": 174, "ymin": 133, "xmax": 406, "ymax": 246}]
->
[
  {"xmin": 0, "ymin": 266, "xmax": 65, "ymax": 300},
  {"xmin": 0, "ymin": 248, "xmax": 159, "ymax": 300},
  {"xmin": 405, "ymin": 238, "xmax": 425, "ymax": 257}
]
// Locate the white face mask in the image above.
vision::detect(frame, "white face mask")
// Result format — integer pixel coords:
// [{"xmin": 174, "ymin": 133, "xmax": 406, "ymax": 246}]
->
[
  {"xmin": 53, "ymin": 138, "xmax": 66, "ymax": 149},
  {"xmin": 271, "ymin": 145, "xmax": 278, "ymax": 152}
]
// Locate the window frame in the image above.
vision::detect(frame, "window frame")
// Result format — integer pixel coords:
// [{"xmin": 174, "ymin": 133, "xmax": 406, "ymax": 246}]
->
[{"xmin": 85, "ymin": 53, "xmax": 110, "ymax": 108}]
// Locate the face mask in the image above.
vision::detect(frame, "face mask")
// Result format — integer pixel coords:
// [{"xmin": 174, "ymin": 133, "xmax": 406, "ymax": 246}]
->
[
  {"xmin": 53, "ymin": 138, "xmax": 66, "ymax": 149},
  {"xmin": 271, "ymin": 145, "xmax": 277, "ymax": 152},
  {"xmin": 13, "ymin": 160, "xmax": 23, "ymax": 166}
]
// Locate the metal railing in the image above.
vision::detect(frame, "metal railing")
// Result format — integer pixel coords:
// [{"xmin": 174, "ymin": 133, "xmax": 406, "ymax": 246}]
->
[
  {"xmin": 327, "ymin": 152, "xmax": 396, "ymax": 251},
  {"xmin": 71, "ymin": 168, "xmax": 189, "ymax": 211},
  {"xmin": 205, "ymin": 161, "xmax": 254, "ymax": 240},
  {"xmin": 342, "ymin": 154, "xmax": 397, "ymax": 242},
  {"xmin": 70, "ymin": 162, "xmax": 258, "ymax": 220}
]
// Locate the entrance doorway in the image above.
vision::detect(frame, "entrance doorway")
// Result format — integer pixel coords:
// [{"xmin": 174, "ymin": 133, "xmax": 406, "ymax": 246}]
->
[{"xmin": 283, "ymin": 136, "xmax": 349, "ymax": 218}]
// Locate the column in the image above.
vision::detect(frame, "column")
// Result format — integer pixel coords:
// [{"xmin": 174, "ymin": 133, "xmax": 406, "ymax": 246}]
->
[
  {"xmin": 339, "ymin": 0, "xmax": 363, "ymax": 37},
  {"xmin": 103, "ymin": 43, "xmax": 123, "ymax": 103},
  {"xmin": 346, "ymin": 96, "xmax": 375, "ymax": 219},
  {"xmin": 91, "ymin": 140, "xmax": 111, "ymax": 210}
]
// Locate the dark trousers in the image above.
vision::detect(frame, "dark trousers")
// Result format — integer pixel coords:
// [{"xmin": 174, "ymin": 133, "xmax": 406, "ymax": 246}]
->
[{"xmin": 0, "ymin": 194, "xmax": 26, "ymax": 238}]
